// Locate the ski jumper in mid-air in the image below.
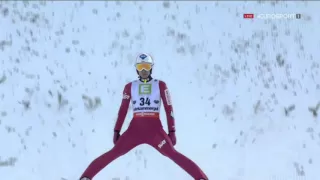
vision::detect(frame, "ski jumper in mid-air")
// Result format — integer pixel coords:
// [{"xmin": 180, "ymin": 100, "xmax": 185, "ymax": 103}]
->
[{"xmin": 79, "ymin": 53, "xmax": 208, "ymax": 180}]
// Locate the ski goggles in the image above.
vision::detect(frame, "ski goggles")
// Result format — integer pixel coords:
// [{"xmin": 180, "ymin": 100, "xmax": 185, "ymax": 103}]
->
[{"xmin": 136, "ymin": 63, "xmax": 152, "ymax": 71}]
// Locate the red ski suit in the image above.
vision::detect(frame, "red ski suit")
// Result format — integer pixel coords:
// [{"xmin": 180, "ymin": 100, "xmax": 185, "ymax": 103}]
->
[{"xmin": 80, "ymin": 79, "xmax": 208, "ymax": 180}]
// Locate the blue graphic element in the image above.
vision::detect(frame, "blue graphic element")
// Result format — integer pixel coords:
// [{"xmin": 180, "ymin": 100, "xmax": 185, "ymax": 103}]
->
[{"xmin": 139, "ymin": 54, "xmax": 147, "ymax": 60}]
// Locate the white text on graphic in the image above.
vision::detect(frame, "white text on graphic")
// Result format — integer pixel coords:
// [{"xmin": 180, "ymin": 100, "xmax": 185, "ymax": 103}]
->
[{"xmin": 257, "ymin": 13, "xmax": 296, "ymax": 19}]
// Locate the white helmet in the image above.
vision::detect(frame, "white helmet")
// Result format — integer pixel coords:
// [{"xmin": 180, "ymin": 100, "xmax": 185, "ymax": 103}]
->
[{"xmin": 135, "ymin": 53, "xmax": 154, "ymax": 66}]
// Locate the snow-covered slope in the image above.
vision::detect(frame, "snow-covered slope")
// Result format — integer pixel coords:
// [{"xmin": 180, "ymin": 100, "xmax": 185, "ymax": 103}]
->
[{"xmin": 1, "ymin": 1, "xmax": 319, "ymax": 180}]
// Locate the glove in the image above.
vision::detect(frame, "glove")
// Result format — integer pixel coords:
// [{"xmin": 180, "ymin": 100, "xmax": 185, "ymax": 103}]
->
[
  {"xmin": 113, "ymin": 130, "xmax": 120, "ymax": 144},
  {"xmin": 168, "ymin": 130, "xmax": 176, "ymax": 146}
]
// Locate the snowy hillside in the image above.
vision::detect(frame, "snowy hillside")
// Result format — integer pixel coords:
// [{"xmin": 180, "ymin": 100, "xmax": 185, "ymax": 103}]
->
[{"xmin": 1, "ymin": 1, "xmax": 320, "ymax": 180}]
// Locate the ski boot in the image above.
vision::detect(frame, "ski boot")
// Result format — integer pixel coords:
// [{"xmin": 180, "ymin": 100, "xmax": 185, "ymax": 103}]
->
[{"xmin": 80, "ymin": 177, "xmax": 90, "ymax": 180}]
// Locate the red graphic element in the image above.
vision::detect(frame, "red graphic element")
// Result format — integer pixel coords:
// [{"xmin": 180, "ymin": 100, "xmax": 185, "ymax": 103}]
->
[{"xmin": 244, "ymin": 14, "xmax": 254, "ymax": 19}]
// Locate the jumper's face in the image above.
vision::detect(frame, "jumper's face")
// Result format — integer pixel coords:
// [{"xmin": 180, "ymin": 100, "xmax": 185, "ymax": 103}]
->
[
  {"xmin": 138, "ymin": 69, "xmax": 150, "ymax": 79},
  {"xmin": 136, "ymin": 63, "xmax": 152, "ymax": 79}
]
